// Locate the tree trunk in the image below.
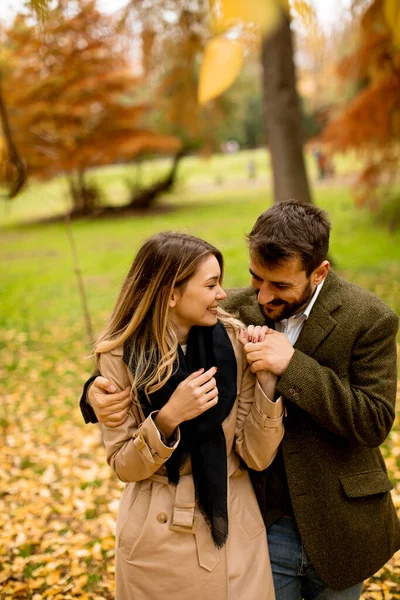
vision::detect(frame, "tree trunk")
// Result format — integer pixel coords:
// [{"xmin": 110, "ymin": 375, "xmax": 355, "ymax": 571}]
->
[
  {"xmin": 0, "ymin": 73, "xmax": 27, "ymax": 199},
  {"xmin": 262, "ymin": 13, "xmax": 313, "ymax": 204},
  {"xmin": 68, "ymin": 170, "xmax": 98, "ymax": 214},
  {"xmin": 128, "ymin": 148, "xmax": 186, "ymax": 209}
]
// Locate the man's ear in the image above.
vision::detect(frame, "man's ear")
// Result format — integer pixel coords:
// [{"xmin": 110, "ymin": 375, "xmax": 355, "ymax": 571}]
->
[{"xmin": 313, "ymin": 260, "xmax": 330, "ymax": 286}]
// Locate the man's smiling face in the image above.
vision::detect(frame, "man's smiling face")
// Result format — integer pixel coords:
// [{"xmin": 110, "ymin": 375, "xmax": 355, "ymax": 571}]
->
[{"xmin": 249, "ymin": 256, "xmax": 326, "ymax": 322}]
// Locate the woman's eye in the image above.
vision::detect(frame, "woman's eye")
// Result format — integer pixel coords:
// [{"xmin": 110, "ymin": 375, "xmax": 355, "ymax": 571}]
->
[{"xmin": 207, "ymin": 284, "xmax": 217, "ymax": 289}]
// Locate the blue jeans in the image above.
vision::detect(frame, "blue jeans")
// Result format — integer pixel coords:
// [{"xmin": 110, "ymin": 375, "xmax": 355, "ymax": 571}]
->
[{"xmin": 267, "ymin": 517, "xmax": 363, "ymax": 600}]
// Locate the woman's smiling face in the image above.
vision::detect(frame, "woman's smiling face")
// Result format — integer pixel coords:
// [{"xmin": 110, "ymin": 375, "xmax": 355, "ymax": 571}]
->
[{"xmin": 170, "ymin": 254, "xmax": 227, "ymax": 343}]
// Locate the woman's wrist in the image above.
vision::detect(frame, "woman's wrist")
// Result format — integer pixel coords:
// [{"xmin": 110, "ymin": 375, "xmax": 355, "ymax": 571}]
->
[
  {"xmin": 256, "ymin": 370, "xmax": 277, "ymax": 399},
  {"xmin": 154, "ymin": 405, "xmax": 179, "ymax": 440}
]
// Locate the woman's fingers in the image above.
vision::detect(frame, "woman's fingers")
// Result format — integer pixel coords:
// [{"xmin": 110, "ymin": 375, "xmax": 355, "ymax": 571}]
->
[
  {"xmin": 184, "ymin": 368, "xmax": 205, "ymax": 381},
  {"xmin": 202, "ymin": 396, "xmax": 219, "ymax": 411},
  {"xmin": 238, "ymin": 328, "xmax": 247, "ymax": 346},
  {"xmin": 194, "ymin": 366, "xmax": 217, "ymax": 386}
]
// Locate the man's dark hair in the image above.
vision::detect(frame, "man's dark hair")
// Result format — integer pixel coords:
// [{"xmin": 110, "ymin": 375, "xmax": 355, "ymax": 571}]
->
[{"xmin": 247, "ymin": 200, "xmax": 331, "ymax": 276}]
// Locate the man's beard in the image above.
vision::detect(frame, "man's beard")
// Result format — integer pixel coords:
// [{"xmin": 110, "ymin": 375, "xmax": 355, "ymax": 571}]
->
[{"xmin": 260, "ymin": 279, "xmax": 314, "ymax": 322}]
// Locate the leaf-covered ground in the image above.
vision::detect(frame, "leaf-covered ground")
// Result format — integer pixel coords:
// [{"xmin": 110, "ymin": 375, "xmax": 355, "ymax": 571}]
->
[
  {"xmin": 0, "ymin": 321, "xmax": 399, "ymax": 599},
  {"xmin": 1, "ymin": 180, "xmax": 400, "ymax": 598}
]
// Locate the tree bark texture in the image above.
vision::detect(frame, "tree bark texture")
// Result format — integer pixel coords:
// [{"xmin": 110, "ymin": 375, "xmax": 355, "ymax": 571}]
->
[
  {"xmin": 0, "ymin": 74, "xmax": 27, "ymax": 198},
  {"xmin": 262, "ymin": 14, "xmax": 313, "ymax": 204}
]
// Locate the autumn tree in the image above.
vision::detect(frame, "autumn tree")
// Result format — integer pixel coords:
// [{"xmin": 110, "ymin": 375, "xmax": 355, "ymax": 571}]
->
[
  {"xmin": 322, "ymin": 0, "xmax": 400, "ymax": 225},
  {"xmin": 20, "ymin": 0, "xmax": 324, "ymax": 207},
  {"xmin": 0, "ymin": 0, "xmax": 180, "ymax": 214}
]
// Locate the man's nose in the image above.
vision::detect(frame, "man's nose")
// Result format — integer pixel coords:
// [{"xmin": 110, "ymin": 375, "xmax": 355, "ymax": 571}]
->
[{"xmin": 258, "ymin": 283, "xmax": 274, "ymax": 305}]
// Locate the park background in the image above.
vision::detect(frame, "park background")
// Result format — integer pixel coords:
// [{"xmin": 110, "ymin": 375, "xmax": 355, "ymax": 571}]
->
[{"xmin": 1, "ymin": 0, "xmax": 399, "ymax": 598}]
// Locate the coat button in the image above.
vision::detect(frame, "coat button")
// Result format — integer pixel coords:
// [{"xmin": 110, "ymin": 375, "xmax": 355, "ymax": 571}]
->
[
  {"xmin": 294, "ymin": 393, "xmax": 300, "ymax": 401},
  {"xmin": 157, "ymin": 512, "xmax": 168, "ymax": 524},
  {"xmin": 288, "ymin": 388, "xmax": 295, "ymax": 395}
]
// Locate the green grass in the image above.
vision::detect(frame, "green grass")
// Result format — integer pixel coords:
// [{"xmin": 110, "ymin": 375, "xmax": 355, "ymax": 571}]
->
[{"xmin": 0, "ymin": 148, "xmax": 359, "ymax": 225}]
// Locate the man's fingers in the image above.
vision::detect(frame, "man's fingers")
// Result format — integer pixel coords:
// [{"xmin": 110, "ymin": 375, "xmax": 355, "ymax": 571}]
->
[
  {"xmin": 98, "ymin": 408, "xmax": 129, "ymax": 423},
  {"xmin": 96, "ymin": 387, "xmax": 131, "ymax": 406},
  {"xmin": 101, "ymin": 415, "xmax": 128, "ymax": 428},
  {"xmin": 95, "ymin": 400, "xmax": 130, "ymax": 416},
  {"xmin": 94, "ymin": 376, "xmax": 118, "ymax": 393},
  {"xmin": 250, "ymin": 360, "xmax": 265, "ymax": 373},
  {"xmin": 244, "ymin": 341, "xmax": 265, "ymax": 353}
]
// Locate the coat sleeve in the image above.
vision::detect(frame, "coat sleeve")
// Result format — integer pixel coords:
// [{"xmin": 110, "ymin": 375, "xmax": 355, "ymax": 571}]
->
[
  {"xmin": 79, "ymin": 370, "xmax": 100, "ymax": 424},
  {"xmin": 98, "ymin": 350, "xmax": 180, "ymax": 482},
  {"xmin": 229, "ymin": 326, "xmax": 285, "ymax": 471},
  {"xmin": 277, "ymin": 309, "xmax": 398, "ymax": 447}
]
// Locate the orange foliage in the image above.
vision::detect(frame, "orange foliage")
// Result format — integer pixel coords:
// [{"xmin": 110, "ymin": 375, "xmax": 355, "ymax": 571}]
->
[
  {"xmin": 0, "ymin": 0, "xmax": 180, "ymax": 206},
  {"xmin": 322, "ymin": 0, "xmax": 400, "ymax": 206}
]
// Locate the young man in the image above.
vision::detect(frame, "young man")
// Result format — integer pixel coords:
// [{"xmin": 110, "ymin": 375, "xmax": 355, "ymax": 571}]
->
[{"xmin": 80, "ymin": 201, "xmax": 399, "ymax": 599}]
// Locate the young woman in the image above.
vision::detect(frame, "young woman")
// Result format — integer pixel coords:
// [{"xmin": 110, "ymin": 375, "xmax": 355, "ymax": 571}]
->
[{"xmin": 94, "ymin": 231, "xmax": 284, "ymax": 600}]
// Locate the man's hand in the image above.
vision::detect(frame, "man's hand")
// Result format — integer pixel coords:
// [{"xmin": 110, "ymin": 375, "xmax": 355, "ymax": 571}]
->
[
  {"xmin": 242, "ymin": 331, "xmax": 295, "ymax": 376},
  {"xmin": 88, "ymin": 377, "xmax": 131, "ymax": 427}
]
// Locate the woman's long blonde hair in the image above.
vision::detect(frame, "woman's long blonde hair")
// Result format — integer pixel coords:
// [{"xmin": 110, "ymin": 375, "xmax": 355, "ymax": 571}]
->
[{"xmin": 95, "ymin": 231, "xmax": 227, "ymax": 402}]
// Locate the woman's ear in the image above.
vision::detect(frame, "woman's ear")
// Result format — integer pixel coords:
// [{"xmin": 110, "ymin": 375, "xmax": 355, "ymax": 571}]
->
[{"xmin": 169, "ymin": 289, "xmax": 180, "ymax": 308}]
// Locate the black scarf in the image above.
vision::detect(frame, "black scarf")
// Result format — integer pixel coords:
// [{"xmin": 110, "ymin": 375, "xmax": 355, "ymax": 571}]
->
[{"xmin": 123, "ymin": 322, "xmax": 237, "ymax": 547}]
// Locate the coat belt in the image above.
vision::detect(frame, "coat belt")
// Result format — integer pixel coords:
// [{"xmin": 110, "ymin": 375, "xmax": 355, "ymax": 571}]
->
[
  {"xmin": 149, "ymin": 472, "xmax": 196, "ymax": 533},
  {"xmin": 149, "ymin": 470, "xmax": 237, "ymax": 572}
]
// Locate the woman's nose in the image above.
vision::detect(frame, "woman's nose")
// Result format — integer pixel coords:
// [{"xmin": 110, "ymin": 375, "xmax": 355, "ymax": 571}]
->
[{"xmin": 217, "ymin": 286, "xmax": 227, "ymax": 300}]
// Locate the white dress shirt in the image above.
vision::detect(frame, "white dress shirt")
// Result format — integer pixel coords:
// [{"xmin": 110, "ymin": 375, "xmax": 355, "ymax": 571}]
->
[{"xmin": 274, "ymin": 278, "xmax": 325, "ymax": 345}]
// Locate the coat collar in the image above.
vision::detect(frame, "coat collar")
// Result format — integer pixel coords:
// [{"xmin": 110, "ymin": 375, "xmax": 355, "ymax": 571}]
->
[
  {"xmin": 294, "ymin": 269, "xmax": 342, "ymax": 354},
  {"xmin": 237, "ymin": 291, "xmax": 268, "ymax": 327}
]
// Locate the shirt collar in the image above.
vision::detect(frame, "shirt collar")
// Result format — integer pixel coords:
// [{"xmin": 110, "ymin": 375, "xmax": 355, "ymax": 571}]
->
[{"xmin": 293, "ymin": 276, "xmax": 325, "ymax": 321}]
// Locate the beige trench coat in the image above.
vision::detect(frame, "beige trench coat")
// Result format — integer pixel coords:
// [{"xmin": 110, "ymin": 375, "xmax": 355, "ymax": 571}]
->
[{"xmin": 99, "ymin": 323, "xmax": 284, "ymax": 600}]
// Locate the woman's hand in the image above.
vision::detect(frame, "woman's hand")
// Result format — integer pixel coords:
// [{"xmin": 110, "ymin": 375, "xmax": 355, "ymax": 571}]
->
[
  {"xmin": 238, "ymin": 325, "xmax": 272, "ymax": 345},
  {"xmin": 239, "ymin": 325, "xmax": 278, "ymax": 399},
  {"xmin": 154, "ymin": 367, "xmax": 218, "ymax": 439}
]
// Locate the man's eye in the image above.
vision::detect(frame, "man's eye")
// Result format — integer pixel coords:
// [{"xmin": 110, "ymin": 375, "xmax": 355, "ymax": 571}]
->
[{"xmin": 274, "ymin": 284, "xmax": 288, "ymax": 290}]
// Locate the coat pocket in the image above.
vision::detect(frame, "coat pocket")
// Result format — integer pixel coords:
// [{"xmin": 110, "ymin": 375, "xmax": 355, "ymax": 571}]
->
[
  {"xmin": 340, "ymin": 470, "xmax": 393, "ymax": 498},
  {"xmin": 117, "ymin": 481, "xmax": 152, "ymax": 560},
  {"xmin": 230, "ymin": 482, "xmax": 265, "ymax": 539}
]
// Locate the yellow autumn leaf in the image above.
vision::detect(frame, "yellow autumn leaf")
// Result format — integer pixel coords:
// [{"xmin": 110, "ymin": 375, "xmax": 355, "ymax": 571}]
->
[
  {"xmin": 46, "ymin": 570, "xmax": 62, "ymax": 586},
  {"xmin": 101, "ymin": 535, "xmax": 116, "ymax": 550},
  {"xmin": 198, "ymin": 36, "xmax": 244, "ymax": 105},
  {"xmin": 210, "ymin": 0, "xmax": 284, "ymax": 34},
  {"xmin": 77, "ymin": 574, "xmax": 89, "ymax": 587}
]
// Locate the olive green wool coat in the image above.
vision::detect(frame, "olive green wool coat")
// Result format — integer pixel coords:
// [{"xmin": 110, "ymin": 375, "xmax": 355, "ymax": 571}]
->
[{"xmin": 223, "ymin": 269, "xmax": 400, "ymax": 591}]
